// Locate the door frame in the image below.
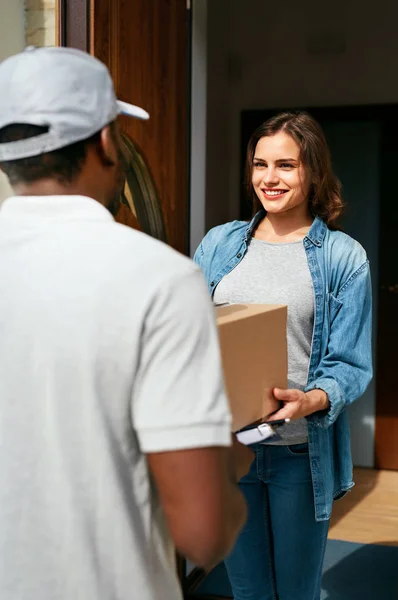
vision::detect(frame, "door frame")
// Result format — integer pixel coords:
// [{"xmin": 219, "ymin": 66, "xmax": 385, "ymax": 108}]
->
[{"xmin": 57, "ymin": 0, "xmax": 90, "ymax": 50}]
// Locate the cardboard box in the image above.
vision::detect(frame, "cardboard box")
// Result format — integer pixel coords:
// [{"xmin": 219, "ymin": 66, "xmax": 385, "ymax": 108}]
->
[{"xmin": 216, "ymin": 304, "xmax": 288, "ymax": 432}]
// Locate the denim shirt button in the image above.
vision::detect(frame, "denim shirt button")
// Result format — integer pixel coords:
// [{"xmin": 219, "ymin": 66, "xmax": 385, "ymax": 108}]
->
[
  {"xmin": 237, "ymin": 253, "xmax": 242, "ymax": 258},
  {"xmin": 210, "ymin": 281, "xmax": 215, "ymax": 287}
]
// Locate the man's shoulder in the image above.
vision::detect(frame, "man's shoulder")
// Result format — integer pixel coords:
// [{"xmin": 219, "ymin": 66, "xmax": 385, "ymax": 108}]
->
[{"xmin": 108, "ymin": 221, "xmax": 199, "ymax": 280}]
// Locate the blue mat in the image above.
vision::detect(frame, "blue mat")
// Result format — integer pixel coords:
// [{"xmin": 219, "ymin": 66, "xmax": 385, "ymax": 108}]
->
[{"xmin": 195, "ymin": 539, "xmax": 398, "ymax": 599}]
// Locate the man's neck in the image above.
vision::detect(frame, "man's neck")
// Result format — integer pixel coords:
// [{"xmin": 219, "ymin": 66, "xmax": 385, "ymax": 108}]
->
[{"xmin": 13, "ymin": 179, "xmax": 89, "ymax": 197}]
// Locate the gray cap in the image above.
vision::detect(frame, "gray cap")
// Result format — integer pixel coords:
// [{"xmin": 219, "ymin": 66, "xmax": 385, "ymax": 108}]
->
[{"xmin": 0, "ymin": 46, "xmax": 150, "ymax": 161}]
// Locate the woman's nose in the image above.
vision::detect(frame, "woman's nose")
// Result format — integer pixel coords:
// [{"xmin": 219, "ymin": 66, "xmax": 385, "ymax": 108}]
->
[{"xmin": 263, "ymin": 166, "xmax": 279, "ymax": 186}]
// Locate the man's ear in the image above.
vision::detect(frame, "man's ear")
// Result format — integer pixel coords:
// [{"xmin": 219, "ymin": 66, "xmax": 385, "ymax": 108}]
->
[{"xmin": 98, "ymin": 125, "xmax": 118, "ymax": 167}]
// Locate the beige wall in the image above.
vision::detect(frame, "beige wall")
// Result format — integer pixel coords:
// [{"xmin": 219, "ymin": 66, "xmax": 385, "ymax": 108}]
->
[
  {"xmin": 0, "ymin": 0, "xmax": 56, "ymax": 205},
  {"xmin": 25, "ymin": 0, "xmax": 56, "ymax": 48},
  {"xmin": 0, "ymin": 0, "xmax": 25, "ymax": 62},
  {"xmin": 0, "ymin": 0, "xmax": 25, "ymax": 204}
]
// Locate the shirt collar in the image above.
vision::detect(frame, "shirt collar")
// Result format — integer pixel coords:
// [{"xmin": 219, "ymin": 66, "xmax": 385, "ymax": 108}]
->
[
  {"xmin": 305, "ymin": 216, "xmax": 327, "ymax": 247},
  {"xmin": 245, "ymin": 209, "xmax": 327, "ymax": 247},
  {"xmin": 244, "ymin": 210, "xmax": 265, "ymax": 241},
  {"xmin": 0, "ymin": 195, "xmax": 114, "ymax": 222}
]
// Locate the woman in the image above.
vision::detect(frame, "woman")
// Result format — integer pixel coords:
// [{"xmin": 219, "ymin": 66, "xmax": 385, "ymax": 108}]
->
[{"xmin": 194, "ymin": 111, "xmax": 372, "ymax": 600}]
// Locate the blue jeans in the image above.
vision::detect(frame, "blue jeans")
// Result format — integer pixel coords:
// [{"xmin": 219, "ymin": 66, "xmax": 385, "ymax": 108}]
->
[{"xmin": 224, "ymin": 443, "xmax": 330, "ymax": 600}]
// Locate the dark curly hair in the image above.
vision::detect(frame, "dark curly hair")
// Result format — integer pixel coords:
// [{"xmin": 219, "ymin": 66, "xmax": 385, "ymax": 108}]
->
[{"xmin": 245, "ymin": 111, "xmax": 344, "ymax": 229}]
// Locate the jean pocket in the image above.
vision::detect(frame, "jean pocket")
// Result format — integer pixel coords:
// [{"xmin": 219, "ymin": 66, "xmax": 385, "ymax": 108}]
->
[{"xmin": 285, "ymin": 443, "xmax": 309, "ymax": 456}]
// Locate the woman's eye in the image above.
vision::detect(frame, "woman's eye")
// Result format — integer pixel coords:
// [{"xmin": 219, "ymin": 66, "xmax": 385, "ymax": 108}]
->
[
  {"xmin": 280, "ymin": 163, "xmax": 294, "ymax": 169},
  {"xmin": 253, "ymin": 162, "xmax": 266, "ymax": 169}
]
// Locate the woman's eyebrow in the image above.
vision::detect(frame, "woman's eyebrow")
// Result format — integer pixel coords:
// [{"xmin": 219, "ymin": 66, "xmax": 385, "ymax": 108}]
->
[{"xmin": 253, "ymin": 157, "xmax": 298, "ymax": 162}]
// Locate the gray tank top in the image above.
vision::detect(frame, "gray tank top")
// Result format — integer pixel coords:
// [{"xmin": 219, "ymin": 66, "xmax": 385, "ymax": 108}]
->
[{"xmin": 214, "ymin": 237, "xmax": 314, "ymax": 445}]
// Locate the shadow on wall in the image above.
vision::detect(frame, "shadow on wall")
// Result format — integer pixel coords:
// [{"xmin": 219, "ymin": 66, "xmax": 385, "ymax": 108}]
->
[{"xmin": 25, "ymin": 0, "xmax": 56, "ymax": 48}]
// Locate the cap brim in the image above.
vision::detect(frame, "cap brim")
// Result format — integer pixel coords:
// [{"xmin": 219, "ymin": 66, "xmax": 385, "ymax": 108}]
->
[{"xmin": 117, "ymin": 100, "xmax": 149, "ymax": 120}]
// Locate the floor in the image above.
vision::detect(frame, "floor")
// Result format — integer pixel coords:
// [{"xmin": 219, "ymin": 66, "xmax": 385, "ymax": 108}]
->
[
  {"xmin": 187, "ymin": 467, "xmax": 398, "ymax": 599},
  {"xmin": 328, "ymin": 468, "xmax": 398, "ymax": 546}
]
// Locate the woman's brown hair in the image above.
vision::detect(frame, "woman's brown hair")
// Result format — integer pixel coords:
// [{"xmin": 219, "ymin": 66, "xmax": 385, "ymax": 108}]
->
[{"xmin": 245, "ymin": 111, "xmax": 344, "ymax": 228}]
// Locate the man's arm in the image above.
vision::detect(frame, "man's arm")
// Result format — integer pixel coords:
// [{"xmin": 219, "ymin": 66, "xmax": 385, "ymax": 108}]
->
[
  {"xmin": 132, "ymin": 264, "xmax": 248, "ymax": 569},
  {"xmin": 148, "ymin": 446, "xmax": 247, "ymax": 570}
]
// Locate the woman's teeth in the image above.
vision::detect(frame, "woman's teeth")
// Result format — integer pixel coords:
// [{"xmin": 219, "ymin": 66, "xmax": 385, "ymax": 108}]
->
[{"xmin": 264, "ymin": 189, "xmax": 287, "ymax": 196}]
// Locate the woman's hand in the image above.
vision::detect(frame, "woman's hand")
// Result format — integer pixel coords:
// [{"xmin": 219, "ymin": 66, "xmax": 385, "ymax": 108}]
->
[{"xmin": 268, "ymin": 388, "xmax": 330, "ymax": 422}]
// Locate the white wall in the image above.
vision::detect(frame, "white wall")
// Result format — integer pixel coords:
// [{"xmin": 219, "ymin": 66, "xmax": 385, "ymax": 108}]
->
[
  {"xmin": 0, "ymin": 0, "xmax": 25, "ymax": 204},
  {"xmin": 186, "ymin": 1, "xmax": 208, "ymax": 578},
  {"xmin": 205, "ymin": 0, "xmax": 394, "ymax": 467},
  {"xmin": 190, "ymin": 0, "xmax": 208, "ymax": 256}
]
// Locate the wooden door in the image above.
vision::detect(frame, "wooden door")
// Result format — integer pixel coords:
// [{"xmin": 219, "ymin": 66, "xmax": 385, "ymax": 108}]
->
[
  {"xmin": 90, "ymin": 0, "xmax": 190, "ymax": 254},
  {"xmin": 58, "ymin": 0, "xmax": 190, "ymax": 254}
]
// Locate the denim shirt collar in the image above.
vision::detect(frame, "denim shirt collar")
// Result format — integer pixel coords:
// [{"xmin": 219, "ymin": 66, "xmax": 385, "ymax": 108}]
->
[
  {"xmin": 244, "ymin": 210, "xmax": 264, "ymax": 241},
  {"xmin": 305, "ymin": 216, "xmax": 327, "ymax": 247},
  {"xmin": 245, "ymin": 210, "xmax": 327, "ymax": 247}
]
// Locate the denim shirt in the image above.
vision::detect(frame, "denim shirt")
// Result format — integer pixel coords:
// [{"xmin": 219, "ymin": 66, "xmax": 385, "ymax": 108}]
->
[{"xmin": 194, "ymin": 211, "xmax": 373, "ymax": 521}]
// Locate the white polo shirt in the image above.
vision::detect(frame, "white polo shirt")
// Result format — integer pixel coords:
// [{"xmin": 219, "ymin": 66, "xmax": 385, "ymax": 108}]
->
[{"xmin": 0, "ymin": 195, "xmax": 231, "ymax": 600}]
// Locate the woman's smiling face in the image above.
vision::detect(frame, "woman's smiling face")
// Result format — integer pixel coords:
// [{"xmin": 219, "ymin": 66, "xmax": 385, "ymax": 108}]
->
[{"xmin": 251, "ymin": 131, "xmax": 311, "ymax": 218}]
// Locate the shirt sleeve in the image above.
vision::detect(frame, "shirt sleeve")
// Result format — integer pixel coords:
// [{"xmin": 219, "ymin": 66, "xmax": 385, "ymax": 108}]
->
[
  {"xmin": 132, "ymin": 267, "xmax": 232, "ymax": 453},
  {"xmin": 305, "ymin": 260, "xmax": 373, "ymax": 428}
]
